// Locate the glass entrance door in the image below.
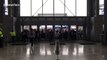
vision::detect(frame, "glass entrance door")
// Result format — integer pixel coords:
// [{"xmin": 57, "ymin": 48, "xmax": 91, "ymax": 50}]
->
[
  {"xmin": 55, "ymin": 25, "xmax": 61, "ymax": 31},
  {"xmin": 77, "ymin": 26, "xmax": 83, "ymax": 40},
  {"xmin": 62, "ymin": 25, "xmax": 69, "ymax": 40},
  {"xmin": 31, "ymin": 25, "xmax": 37, "ymax": 30},
  {"xmin": 69, "ymin": 25, "xmax": 77, "ymax": 40},
  {"xmin": 47, "ymin": 25, "xmax": 53, "ymax": 30},
  {"xmin": 39, "ymin": 25, "xmax": 46, "ymax": 40}
]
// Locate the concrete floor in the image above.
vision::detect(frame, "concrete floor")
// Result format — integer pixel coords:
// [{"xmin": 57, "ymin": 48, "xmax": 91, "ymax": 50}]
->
[{"xmin": 0, "ymin": 42, "xmax": 107, "ymax": 60}]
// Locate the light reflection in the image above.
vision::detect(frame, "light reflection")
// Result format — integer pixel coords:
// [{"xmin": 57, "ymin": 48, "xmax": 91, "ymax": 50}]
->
[
  {"xmin": 73, "ymin": 47, "xmax": 77, "ymax": 56},
  {"xmin": 26, "ymin": 47, "xmax": 31, "ymax": 57},
  {"xmin": 78, "ymin": 45, "xmax": 84, "ymax": 54},
  {"xmin": 73, "ymin": 45, "xmax": 84, "ymax": 55},
  {"xmin": 47, "ymin": 48, "xmax": 52, "ymax": 55},
  {"xmin": 40, "ymin": 45, "xmax": 52, "ymax": 55},
  {"xmin": 102, "ymin": 55, "xmax": 105, "ymax": 58},
  {"xmin": 40, "ymin": 46, "xmax": 46, "ymax": 55},
  {"xmin": 62, "ymin": 46, "xmax": 69, "ymax": 55}
]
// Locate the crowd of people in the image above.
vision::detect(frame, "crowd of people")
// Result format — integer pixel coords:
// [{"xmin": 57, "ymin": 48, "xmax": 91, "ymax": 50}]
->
[{"xmin": 21, "ymin": 29, "xmax": 83, "ymax": 44}]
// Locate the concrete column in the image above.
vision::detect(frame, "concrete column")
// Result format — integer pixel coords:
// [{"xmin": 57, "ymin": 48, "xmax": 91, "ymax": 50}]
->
[
  {"xmin": 95, "ymin": 0, "xmax": 99, "ymax": 16},
  {"xmin": 86, "ymin": 18, "xmax": 92, "ymax": 41},
  {"xmin": 68, "ymin": 24, "xmax": 70, "ymax": 41},
  {"xmin": 8, "ymin": 0, "xmax": 20, "ymax": 17},
  {"xmin": 104, "ymin": 0, "xmax": 107, "ymax": 45},
  {"xmin": 0, "ymin": 0, "xmax": 4, "ymax": 25},
  {"xmin": 8, "ymin": 0, "xmax": 12, "ymax": 17},
  {"xmin": 0, "ymin": 0, "xmax": 4, "ymax": 48},
  {"xmin": 86, "ymin": 0, "xmax": 95, "ymax": 40},
  {"xmin": 8, "ymin": 0, "xmax": 20, "ymax": 42},
  {"xmin": 76, "ymin": 25, "xmax": 78, "ymax": 40},
  {"xmin": 13, "ymin": 0, "xmax": 20, "ymax": 17},
  {"xmin": 87, "ymin": 0, "xmax": 95, "ymax": 17},
  {"xmin": 0, "ymin": 0, "xmax": 13, "ymax": 45},
  {"xmin": 83, "ymin": 25, "xmax": 87, "ymax": 40},
  {"xmin": 15, "ymin": 18, "xmax": 21, "ymax": 41},
  {"xmin": 0, "ymin": 0, "xmax": 4, "ymax": 47},
  {"xmin": 90, "ymin": 0, "xmax": 104, "ymax": 42}
]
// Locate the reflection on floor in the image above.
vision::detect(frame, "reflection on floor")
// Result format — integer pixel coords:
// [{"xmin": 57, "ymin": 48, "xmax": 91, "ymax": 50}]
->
[{"xmin": 0, "ymin": 42, "xmax": 107, "ymax": 60}]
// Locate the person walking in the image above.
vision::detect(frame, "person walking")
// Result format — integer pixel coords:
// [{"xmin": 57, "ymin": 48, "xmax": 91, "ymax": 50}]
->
[{"xmin": 29, "ymin": 29, "xmax": 35, "ymax": 47}]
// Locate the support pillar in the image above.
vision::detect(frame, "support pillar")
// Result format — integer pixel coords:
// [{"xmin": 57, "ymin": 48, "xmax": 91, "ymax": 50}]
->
[
  {"xmin": 95, "ymin": 0, "xmax": 99, "ymax": 16},
  {"xmin": 86, "ymin": 0, "xmax": 95, "ymax": 41},
  {"xmin": 83, "ymin": 19, "xmax": 87, "ymax": 40},
  {"xmin": 0, "ymin": 0, "xmax": 4, "ymax": 48},
  {"xmin": 0, "ymin": 0, "xmax": 4, "ymax": 27},
  {"xmin": 104, "ymin": 0, "xmax": 107, "ymax": 45},
  {"xmin": 15, "ymin": 18, "xmax": 21, "ymax": 41}
]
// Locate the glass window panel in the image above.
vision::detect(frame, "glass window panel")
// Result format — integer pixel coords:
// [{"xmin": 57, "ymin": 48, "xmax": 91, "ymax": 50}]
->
[
  {"xmin": 77, "ymin": 0, "xmax": 87, "ymax": 16},
  {"xmin": 78, "ymin": 26, "xmax": 83, "ymax": 30},
  {"xmin": 20, "ymin": 0, "xmax": 31, "ymax": 16},
  {"xmin": 47, "ymin": 25, "xmax": 53, "ymax": 29},
  {"xmin": 55, "ymin": 0, "xmax": 64, "ymax": 14},
  {"xmin": 24, "ymin": 25, "xmax": 30, "ymax": 30},
  {"xmin": 32, "ymin": 0, "xmax": 42, "ymax": 16},
  {"xmin": 31, "ymin": 25, "xmax": 37, "ymax": 29},
  {"xmin": 66, "ymin": 0, "xmax": 75, "ymax": 16},
  {"xmin": 70, "ymin": 25, "xmax": 76, "ymax": 30},
  {"xmin": 55, "ymin": 25, "xmax": 61, "ymax": 27},
  {"xmin": 20, "ymin": 0, "xmax": 87, "ymax": 16},
  {"xmin": 43, "ymin": 0, "xmax": 53, "ymax": 14},
  {"xmin": 40, "ymin": 25, "xmax": 46, "ymax": 30}
]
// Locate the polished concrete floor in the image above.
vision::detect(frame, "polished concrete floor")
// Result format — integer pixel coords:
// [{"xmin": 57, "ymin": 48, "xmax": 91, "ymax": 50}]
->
[{"xmin": 0, "ymin": 41, "xmax": 107, "ymax": 60}]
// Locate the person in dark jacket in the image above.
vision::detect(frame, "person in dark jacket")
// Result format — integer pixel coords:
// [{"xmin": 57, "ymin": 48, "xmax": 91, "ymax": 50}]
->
[{"xmin": 28, "ymin": 29, "xmax": 35, "ymax": 47}]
